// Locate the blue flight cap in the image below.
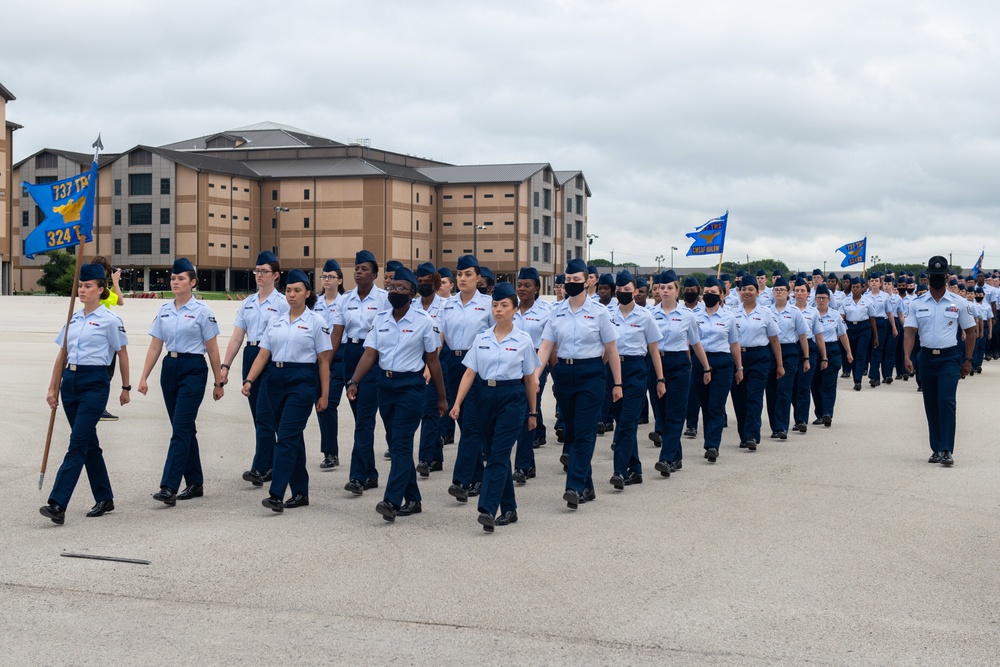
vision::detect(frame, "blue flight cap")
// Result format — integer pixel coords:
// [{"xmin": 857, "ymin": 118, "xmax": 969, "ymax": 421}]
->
[
  {"xmin": 842, "ymin": 273, "xmax": 851, "ymax": 280},
  {"xmin": 355, "ymin": 250, "xmax": 377, "ymax": 267},
  {"xmin": 492, "ymin": 281, "xmax": 517, "ymax": 301},
  {"xmin": 616, "ymin": 270, "xmax": 635, "ymax": 287},
  {"xmin": 481, "ymin": 267, "xmax": 495, "ymax": 285},
  {"xmin": 704, "ymin": 276, "xmax": 723, "ymax": 289},
  {"xmin": 385, "ymin": 260, "xmax": 404, "ymax": 274},
  {"xmin": 850, "ymin": 277, "xmax": 862, "ymax": 285},
  {"xmin": 598, "ymin": 272, "xmax": 616, "ymax": 287},
  {"xmin": 815, "ymin": 284, "xmax": 831, "ymax": 296},
  {"xmin": 683, "ymin": 276, "xmax": 700, "ymax": 288},
  {"xmin": 393, "ymin": 266, "xmax": 417, "ymax": 289},
  {"xmin": 286, "ymin": 269, "xmax": 311, "ymax": 289},
  {"xmin": 740, "ymin": 275, "xmax": 757, "ymax": 289},
  {"xmin": 772, "ymin": 270, "xmax": 782, "ymax": 277},
  {"xmin": 566, "ymin": 258, "xmax": 588, "ymax": 276},
  {"xmin": 773, "ymin": 277, "xmax": 790, "ymax": 289},
  {"xmin": 172, "ymin": 257, "xmax": 195, "ymax": 274},
  {"xmin": 736, "ymin": 270, "xmax": 746, "ymax": 278},
  {"xmin": 812, "ymin": 268, "xmax": 823, "ymax": 276},
  {"xmin": 438, "ymin": 267, "xmax": 454, "ymax": 280},
  {"xmin": 756, "ymin": 269, "xmax": 767, "ymax": 277},
  {"xmin": 720, "ymin": 273, "xmax": 731, "ymax": 282},
  {"xmin": 80, "ymin": 264, "xmax": 105, "ymax": 282},
  {"xmin": 949, "ymin": 279, "xmax": 959, "ymax": 287},
  {"xmin": 587, "ymin": 264, "xmax": 598, "ymax": 275},
  {"xmin": 256, "ymin": 251, "xmax": 278, "ymax": 266},
  {"xmin": 322, "ymin": 259, "xmax": 341, "ymax": 273},
  {"xmin": 416, "ymin": 262, "xmax": 437, "ymax": 277},
  {"xmin": 518, "ymin": 267, "xmax": 540, "ymax": 282},
  {"xmin": 554, "ymin": 273, "xmax": 565, "ymax": 285},
  {"xmin": 651, "ymin": 272, "xmax": 662, "ymax": 285},
  {"xmin": 919, "ymin": 272, "xmax": 927, "ymax": 279},
  {"xmin": 916, "ymin": 283, "xmax": 928, "ymax": 292},
  {"xmin": 794, "ymin": 277, "xmax": 808, "ymax": 288},
  {"xmin": 975, "ymin": 286, "xmax": 985, "ymax": 294},
  {"xmin": 635, "ymin": 277, "xmax": 649, "ymax": 289},
  {"xmin": 906, "ymin": 277, "xmax": 915, "ymax": 285},
  {"xmin": 456, "ymin": 255, "xmax": 480, "ymax": 271},
  {"xmin": 827, "ymin": 272, "xmax": 838, "ymax": 281},
  {"xmin": 660, "ymin": 269, "xmax": 678, "ymax": 284}
]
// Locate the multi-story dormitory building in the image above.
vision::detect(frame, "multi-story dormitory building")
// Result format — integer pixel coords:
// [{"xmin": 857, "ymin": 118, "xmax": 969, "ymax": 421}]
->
[{"xmin": 5, "ymin": 121, "xmax": 590, "ymax": 294}]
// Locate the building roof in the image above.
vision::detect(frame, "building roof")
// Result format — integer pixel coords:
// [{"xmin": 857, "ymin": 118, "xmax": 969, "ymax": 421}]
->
[
  {"xmin": 0, "ymin": 82, "xmax": 14, "ymax": 102},
  {"xmin": 160, "ymin": 121, "xmax": 344, "ymax": 151},
  {"xmin": 6, "ymin": 120, "xmax": 22, "ymax": 131},
  {"xmin": 244, "ymin": 156, "xmax": 439, "ymax": 184},
  {"xmin": 13, "ymin": 148, "xmax": 118, "ymax": 170},
  {"xmin": 555, "ymin": 170, "xmax": 593, "ymax": 196},
  {"xmin": 415, "ymin": 163, "xmax": 550, "ymax": 185}
]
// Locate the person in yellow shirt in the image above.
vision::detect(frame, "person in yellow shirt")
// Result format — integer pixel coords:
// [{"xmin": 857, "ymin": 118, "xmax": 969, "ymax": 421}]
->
[{"xmin": 92, "ymin": 256, "xmax": 125, "ymax": 421}]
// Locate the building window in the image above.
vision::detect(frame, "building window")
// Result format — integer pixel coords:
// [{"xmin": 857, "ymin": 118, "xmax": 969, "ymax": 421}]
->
[
  {"xmin": 271, "ymin": 218, "xmax": 276, "ymax": 229},
  {"xmin": 114, "ymin": 209, "xmax": 122, "ymax": 225},
  {"xmin": 129, "ymin": 203, "xmax": 152, "ymax": 225},
  {"xmin": 303, "ymin": 246, "xmax": 310, "ymax": 257},
  {"xmin": 271, "ymin": 190, "xmax": 278, "ymax": 201},
  {"xmin": 505, "ymin": 220, "xmax": 514, "ymax": 226},
  {"xmin": 533, "ymin": 219, "xmax": 539, "ymax": 234},
  {"xmin": 129, "ymin": 233, "xmax": 152, "ymax": 255},
  {"xmin": 483, "ymin": 193, "xmax": 493, "ymax": 199},
  {"xmin": 567, "ymin": 197, "xmax": 572, "ymax": 213},
  {"xmin": 161, "ymin": 178, "xmax": 171, "ymax": 195},
  {"xmin": 567, "ymin": 250, "xmax": 572, "ymax": 265},
  {"xmin": 543, "ymin": 243, "xmax": 551, "ymax": 263},
  {"xmin": 415, "ymin": 248, "xmax": 420, "ymax": 258},
  {"xmin": 533, "ymin": 192, "xmax": 539, "ymax": 207},
  {"xmin": 576, "ymin": 175, "xmax": 583, "ymax": 189},
  {"xmin": 220, "ymin": 184, "xmax": 227, "ymax": 190},
  {"xmin": 543, "ymin": 189, "xmax": 551, "ymax": 210},
  {"xmin": 160, "ymin": 208, "xmax": 170, "ymax": 224},
  {"xmin": 567, "ymin": 223, "xmax": 573, "ymax": 238},
  {"xmin": 575, "ymin": 221, "xmax": 583, "ymax": 240},
  {"xmin": 160, "ymin": 238, "xmax": 170, "ymax": 254},
  {"xmin": 504, "ymin": 193, "xmax": 514, "ymax": 198},
  {"xmin": 114, "ymin": 179, "xmax": 122, "ymax": 196},
  {"xmin": 483, "ymin": 248, "xmax": 493, "ymax": 253},
  {"xmin": 304, "ymin": 217, "xmax": 310, "ymax": 228},
  {"xmin": 463, "ymin": 221, "xmax": 473, "ymax": 226},
  {"xmin": 304, "ymin": 188, "xmax": 310, "ymax": 200},
  {"xmin": 208, "ymin": 242, "xmax": 215, "ymax": 247},
  {"xmin": 533, "ymin": 247, "xmax": 539, "ymax": 261},
  {"xmin": 35, "ymin": 153, "xmax": 58, "ymax": 169},
  {"xmin": 21, "ymin": 211, "xmax": 28, "ymax": 227},
  {"xmin": 430, "ymin": 195, "xmax": 434, "ymax": 204},
  {"xmin": 543, "ymin": 216, "xmax": 551, "ymax": 236},
  {"xmin": 128, "ymin": 149, "xmax": 152, "ymax": 167},
  {"xmin": 576, "ymin": 247, "xmax": 583, "ymax": 259},
  {"xmin": 129, "ymin": 173, "xmax": 152, "ymax": 196},
  {"xmin": 416, "ymin": 220, "xmax": 420, "ymax": 231},
  {"xmin": 576, "ymin": 195, "xmax": 583, "ymax": 213},
  {"xmin": 504, "ymin": 248, "xmax": 514, "ymax": 253},
  {"xmin": 443, "ymin": 222, "xmax": 453, "ymax": 227},
  {"xmin": 208, "ymin": 213, "xmax": 215, "ymax": 218},
  {"xmin": 483, "ymin": 221, "xmax": 493, "ymax": 226},
  {"xmin": 114, "ymin": 239, "xmax": 122, "ymax": 254},
  {"xmin": 416, "ymin": 192, "xmax": 420, "ymax": 203},
  {"xmin": 443, "ymin": 195, "xmax": 452, "ymax": 200},
  {"xmin": 463, "ymin": 194, "xmax": 473, "ymax": 199},
  {"xmin": 544, "ymin": 170, "xmax": 552, "ymax": 184},
  {"xmin": 221, "ymin": 214, "xmax": 227, "ymax": 219},
  {"xmin": 209, "ymin": 183, "xmax": 215, "ymax": 188}
]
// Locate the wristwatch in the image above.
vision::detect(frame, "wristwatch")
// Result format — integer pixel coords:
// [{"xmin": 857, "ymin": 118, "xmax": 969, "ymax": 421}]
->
[
  {"xmin": 122, "ymin": 385, "xmax": 132, "ymax": 391},
  {"xmin": 528, "ymin": 412, "xmax": 538, "ymax": 417},
  {"xmin": 214, "ymin": 382, "xmax": 225, "ymax": 388},
  {"xmin": 346, "ymin": 380, "xmax": 359, "ymax": 387},
  {"xmin": 657, "ymin": 378, "xmax": 666, "ymax": 384},
  {"xmin": 703, "ymin": 369, "xmax": 712, "ymax": 373},
  {"xmin": 221, "ymin": 363, "xmax": 231, "ymax": 370}
]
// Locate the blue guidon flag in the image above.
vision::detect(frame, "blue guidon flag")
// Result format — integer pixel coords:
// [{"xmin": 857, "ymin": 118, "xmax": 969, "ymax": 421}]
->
[
  {"xmin": 685, "ymin": 211, "xmax": 728, "ymax": 256},
  {"xmin": 836, "ymin": 237, "xmax": 866, "ymax": 268},
  {"xmin": 22, "ymin": 161, "xmax": 97, "ymax": 259},
  {"xmin": 971, "ymin": 249, "xmax": 985, "ymax": 278}
]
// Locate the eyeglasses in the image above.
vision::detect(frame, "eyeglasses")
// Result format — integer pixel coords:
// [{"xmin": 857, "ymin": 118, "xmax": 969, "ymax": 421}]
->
[
  {"xmin": 321, "ymin": 274, "xmax": 340, "ymax": 280},
  {"xmin": 252, "ymin": 269, "xmax": 274, "ymax": 276},
  {"xmin": 389, "ymin": 285, "xmax": 414, "ymax": 294}
]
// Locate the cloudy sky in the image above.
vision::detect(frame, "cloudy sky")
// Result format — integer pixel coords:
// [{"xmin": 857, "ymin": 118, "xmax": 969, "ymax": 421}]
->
[{"xmin": 5, "ymin": 0, "xmax": 999, "ymax": 271}]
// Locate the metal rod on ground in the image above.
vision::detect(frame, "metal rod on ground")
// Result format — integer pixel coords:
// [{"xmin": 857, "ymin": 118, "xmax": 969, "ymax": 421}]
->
[{"xmin": 61, "ymin": 552, "xmax": 151, "ymax": 565}]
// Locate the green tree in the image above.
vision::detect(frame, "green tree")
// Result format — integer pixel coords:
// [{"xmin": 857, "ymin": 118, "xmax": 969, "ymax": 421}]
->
[
  {"xmin": 37, "ymin": 250, "xmax": 77, "ymax": 296},
  {"xmin": 720, "ymin": 258, "xmax": 791, "ymax": 282},
  {"xmin": 591, "ymin": 258, "xmax": 614, "ymax": 267},
  {"xmin": 682, "ymin": 272, "xmax": 709, "ymax": 284}
]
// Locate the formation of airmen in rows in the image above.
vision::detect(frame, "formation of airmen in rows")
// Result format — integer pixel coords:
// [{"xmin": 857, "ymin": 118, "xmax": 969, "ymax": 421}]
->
[{"xmin": 39, "ymin": 251, "xmax": 984, "ymax": 531}]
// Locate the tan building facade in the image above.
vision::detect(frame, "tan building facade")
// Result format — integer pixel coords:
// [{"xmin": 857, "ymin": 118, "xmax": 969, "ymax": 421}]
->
[{"xmin": 1, "ymin": 82, "xmax": 20, "ymax": 293}]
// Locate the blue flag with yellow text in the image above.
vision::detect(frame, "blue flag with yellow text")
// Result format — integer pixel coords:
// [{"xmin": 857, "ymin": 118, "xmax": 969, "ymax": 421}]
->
[
  {"xmin": 685, "ymin": 211, "xmax": 728, "ymax": 256},
  {"xmin": 971, "ymin": 250, "xmax": 984, "ymax": 278},
  {"xmin": 22, "ymin": 162, "xmax": 97, "ymax": 259},
  {"xmin": 836, "ymin": 237, "xmax": 866, "ymax": 268}
]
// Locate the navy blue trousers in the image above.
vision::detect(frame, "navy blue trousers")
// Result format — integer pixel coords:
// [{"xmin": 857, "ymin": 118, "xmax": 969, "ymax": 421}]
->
[
  {"xmin": 345, "ymin": 341, "xmax": 379, "ymax": 483},
  {"xmin": 552, "ymin": 359, "xmax": 605, "ymax": 494},
  {"xmin": 919, "ymin": 346, "xmax": 961, "ymax": 453},
  {"xmin": 600, "ymin": 362, "xmax": 615, "ymax": 426},
  {"xmin": 696, "ymin": 352, "xmax": 733, "ymax": 450},
  {"xmin": 869, "ymin": 318, "xmax": 889, "ymax": 381},
  {"xmin": 882, "ymin": 318, "xmax": 900, "ymax": 379},
  {"xmin": 159, "ymin": 355, "xmax": 206, "ymax": 492},
  {"xmin": 793, "ymin": 342, "xmax": 818, "ymax": 426},
  {"xmin": 418, "ymin": 377, "xmax": 445, "ymax": 465},
  {"xmin": 267, "ymin": 364, "xmax": 317, "ymax": 499},
  {"xmin": 730, "ymin": 346, "xmax": 770, "ymax": 444},
  {"xmin": 811, "ymin": 348, "xmax": 841, "ymax": 419},
  {"xmin": 685, "ymin": 366, "xmax": 701, "ymax": 431},
  {"xmin": 447, "ymin": 352, "xmax": 484, "ymax": 487},
  {"xmin": 243, "ymin": 345, "xmax": 278, "ymax": 474},
  {"xmin": 612, "ymin": 357, "xmax": 648, "ymax": 475},
  {"xmin": 846, "ymin": 323, "xmax": 871, "ymax": 384},
  {"xmin": 440, "ymin": 343, "xmax": 457, "ymax": 441},
  {"xmin": 513, "ymin": 364, "xmax": 548, "ymax": 470},
  {"xmin": 315, "ymin": 347, "xmax": 345, "ymax": 455},
  {"xmin": 766, "ymin": 344, "xmax": 799, "ymax": 433},
  {"xmin": 973, "ymin": 332, "xmax": 987, "ymax": 367},
  {"xmin": 378, "ymin": 372, "xmax": 424, "ymax": 508},
  {"xmin": 49, "ymin": 367, "xmax": 113, "ymax": 509},
  {"xmin": 656, "ymin": 352, "xmax": 692, "ymax": 464},
  {"xmin": 647, "ymin": 360, "xmax": 665, "ymax": 435},
  {"xmin": 476, "ymin": 381, "xmax": 524, "ymax": 516}
]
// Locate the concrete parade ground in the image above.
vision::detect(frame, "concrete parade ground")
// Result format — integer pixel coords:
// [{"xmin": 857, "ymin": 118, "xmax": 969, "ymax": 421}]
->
[{"xmin": 2, "ymin": 295, "xmax": 999, "ymax": 666}]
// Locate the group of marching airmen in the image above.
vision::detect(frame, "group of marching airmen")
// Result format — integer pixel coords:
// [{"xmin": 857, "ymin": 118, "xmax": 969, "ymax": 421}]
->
[{"xmin": 39, "ymin": 251, "xmax": 987, "ymax": 531}]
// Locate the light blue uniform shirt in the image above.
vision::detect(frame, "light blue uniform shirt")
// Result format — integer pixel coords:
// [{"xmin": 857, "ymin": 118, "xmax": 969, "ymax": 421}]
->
[
  {"xmin": 793, "ymin": 304, "xmax": 824, "ymax": 342},
  {"xmin": 888, "ymin": 293, "xmax": 904, "ymax": 318},
  {"xmin": 542, "ymin": 297, "xmax": 619, "ymax": 359},
  {"xmin": 817, "ymin": 309, "xmax": 847, "ymax": 342},
  {"xmin": 902, "ymin": 294, "xmax": 918, "ymax": 319},
  {"xmin": 830, "ymin": 289, "xmax": 847, "ymax": 311},
  {"xmin": 149, "ymin": 299, "xmax": 220, "ymax": 354},
  {"xmin": 839, "ymin": 295, "xmax": 876, "ymax": 323},
  {"xmin": 733, "ymin": 304, "xmax": 779, "ymax": 347},
  {"xmin": 413, "ymin": 293, "xmax": 447, "ymax": 322},
  {"xmin": 651, "ymin": 305, "xmax": 699, "ymax": 352},
  {"xmin": 725, "ymin": 289, "xmax": 740, "ymax": 310},
  {"xmin": 332, "ymin": 286, "xmax": 389, "ymax": 340},
  {"xmin": 513, "ymin": 299, "xmax": 553, "ymax": 350},
  {"xmin": 261, "ymin": 310, "xmax": 333, "ymax": 363},
  {"xmin": 365, "ymin": 307, "xmax": 440, "ymax": 372},
  {"xmin": 757, "ymin": 286, "xmax": 774, "ymax": 307},
  {"xmin": 56, "ymin": 307, "xmax": 128, "ymax": 366},
  {"xmin": 770, "ymin": 304, "xmax": 809, "ymax": 344},
  {"xmin": 865, "ymin": 291, "xmax": 893, "ymax": 319},
  {"xmin": 314, "ymin": 293, "xmax": 347, "ymax": 343},
  {"xmin": 438, "ymin": 292, "xmax": 494, "ymax": 351},
  {"xmin": 613, "ymin": 305, "xmax": 662, "ymax": 356},
  {"xmin": 900, "ymin": 293, "xmax": 975, "ymax": 347},
  {"xmin": 979, "ymin": 301, "xmax": 993, "ymax": 322},
  {"xmin": 234, "ymin": 290, "xmax": 288, "ymax": 342},
  {"xmin": 696, "ymin": 308, "xmax": 739, "ymax": 353},
  {"xmin": 463, "ymin": 325, "xmax": 540, "ymax": 381}
]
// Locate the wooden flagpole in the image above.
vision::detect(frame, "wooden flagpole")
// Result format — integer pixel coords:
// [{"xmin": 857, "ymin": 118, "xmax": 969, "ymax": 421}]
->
[{"xmin": 717, "ymin": 253, "xmax": 724, "ymax": 279}]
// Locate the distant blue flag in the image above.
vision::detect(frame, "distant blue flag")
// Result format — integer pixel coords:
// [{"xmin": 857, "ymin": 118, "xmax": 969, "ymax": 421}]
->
[
  {"xmin": 971, "ymin": 249, "xmax": 984, "ymax": 278},
  {"xmin": 22, "ymin": 162, "xmax": 97, "ymax": 259},
  {"xmin": 685, "ymin": 211, "xmax": 728, "ymax": 257},
  {"xmin": 835, "ymin": 237, "xmax": 866, "ymax": 268}
]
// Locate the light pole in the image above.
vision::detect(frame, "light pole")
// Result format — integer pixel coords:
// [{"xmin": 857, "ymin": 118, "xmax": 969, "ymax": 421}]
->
[
  {"xmin": 273, "ymin": 206, "xmax": 289, "ymax": 256},
  {"xmin": 670, "ymin": 246, "xmax": 678, "ymax": 270},
  {"xmin": 654, "ymin": 254, "xmax": 665, "ymax": 271},
  {"xmin": 474, "ymin": 224, "xmax": 486, "ymax": 256},
  {"xmin": 587, "ymin": 234, "xmax": 598, "ymax": 262}
]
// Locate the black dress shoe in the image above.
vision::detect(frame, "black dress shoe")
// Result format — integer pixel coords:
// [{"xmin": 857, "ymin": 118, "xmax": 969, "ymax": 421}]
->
[
  {"xmin": 512, "ymin": 469, "xmax": 528, "ymax": 484},
  {"xmin": 638, "ymin": 416, "xmax": 649, "ymax": 424},
  {"xmin": 747, "ymin": 439, "xmax": 757, "ymax": 451},
  {"xmin": 654, "ymin": 460, "xmax": 672, "ymax": 477},
  {"xmin": 648, "ymin": 431, "xmax": 662, "ymax": 445},
  {"xmin": 822, "ymin": 415, "xmax": 832, "ymax": 427},
  {"xmin": 610, "ymin": 441, "xmax": 617, "ymax": 451},
  {"xmin": 363, "ymin": 478, "xmax": 379, "ymax": 490},
  {"xmin": 152, "ymin": 488, "xmax": 177, "ymax": 506},
  {"xmin": 776, "ymin": 430, "xmax": 787, "ymax": 440},
  {"xmin": 597, "ymin": 422, "xmax": 606, "ymax": 435},
  {"xmin": 86, "ymin": 499, "xmax": 115, "ymax": 517},
  {"xmin": 895, "ymin": 374, "xmax": 904, "ymax": 381},
  {"xmin": 495, "ymin": 509, "xmax": 518, "ymax": 526},
  {"xmin": 940, "ymin": 452, "xmax": 954, "ymax": 466},
  {"xmin": 684, "ymin": 427, "xmax": 697, "ymax": 438},
  {"xmin": 854, "ymin": 382, "xmax": 862, "ymax": 391},
  {"xmin": 533, "ymin": 435, "xmax": 546, "ymax": 448},
  {"xmin": 812, "ymin": 418, "xmax": 824, "ymax": 425},
  {"xmin": 884, "ymin": 377, "xmax": 893, "ymax": 385},
  {"xmin": 770, "ymin": 431, "xmax": 780, "ymax": 439},
  {"xmin": 376, "ymin": 500, "xmax": 396, "ymax": 522},
  {"xmin": 870, "ymin": 378, "xmax": 878, "ymax": 388},
  {"xmin": 739, "ymin": 440, "xmax": 749, "ymax": 448},
  {"xmin": 448, "ymin": 483, "xmax": 469, "ymax": 502},
  {"xmin": 580, "ymin": 488, "xmax": 596, "ymax": 503},
  {"xmin": 262, "ymin": 470, "xmax": 273, "ymax": 483},
  {"xmin": 284, "ymin": 493, "xmax": 309, "ymax": 508},
  {"xmin": 563, "ymin": 489, "xmax": 580, "ymax": 509},
  {"xmin": 928, "ymin": 451, "xmax": 943, "ymax": 464},
  {"xmin": 624, "ymin": 472, "xmax": 643, "ymax": 486},
  {"xmin": 176, "ymin": 484, "xmax": 204, "ymax": 500},
  {"xmin": 840, "ymin": 372, "xmax": 850, "ymax": 378},
  {"xmin": 40, "ymin": 502, "xmax": 65, "ymax": 525},
  {"xmin": 242, "ymin": 469, "xmax": 265, "ymax": 487},
  {"xmin": 526, "ymin": 467, "xmax": 536, "ymax": 478},
  {"xmin": 397, "ymin": 500, "xmax": 422, "ymax": 516},
  {"xmin": 262, "ymin": 496, "xmax": 284, "ymax": 513},
  {"xmin": 673, "ymin": 460, "xmax": 682, "ymax": 470},
  {"xmin": 467, "ymin": 481, "xmax": 481, "ymax": 497},
  {"xmin": 383, "ymin": 448, "xmax": 392, "ymax": 459},
  {"xmin": 416, "ymin": 461, "xmax": 431, "ymax": 477},
  {"xmin": 609, "ymin": 473, "xmax": 626, "ymax": 490},
  {"xmin": 320, "ymin": 455, "xmax": 339, "ymax": 470},
  {"xmin": 443, "ymin": 435, "xmax": 455, "ymax": 445},
  {"xmin": 430, "ymin": 461, "xmax": 444, "ymax": 472},
  {"xmin": 478, "ymin": 511, "xmax": 495, "ymax": 532},
  {"xmin": 559, "ymin": 453, "xmax": 570, "ymax": 467},
  {"xmin": 706, "ymin": 447, "xmax": 719, "ymax": 462},
  {"xmin": 344, "ymin": 479, "xmax": 365, "ymax": 495},
  {"xmin": 793, "ymin": 423, "xmax": 806, "ymax": 433},
  {"xmin": 555, "ymin": 428, "xmax": 564, "ymax": 443}
]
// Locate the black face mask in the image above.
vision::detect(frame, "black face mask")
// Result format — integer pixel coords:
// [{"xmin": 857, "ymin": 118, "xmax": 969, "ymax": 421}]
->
[
  {"xmin": 616, "ymin": 292, "xmax": 634, "ymax": 306},
  {"xmin": 683, "ymin": 291, "xmax": 699, "ymax": 305},
  {"xmin": 477, "ymin": 286, "xmax": 489, "ymax": 295},
  {"xmin": 906, "ymin": 288, "xmax": 915, "ymax": 294},
  {"xmin": 387, "ymin": 292, "xmax": 411, "ymax": 309},
  {"xmin": 975, "ymin": 296, "xmax": 984, "ymax": 302},
  {"xmin": 564, "ymin": 282, "xmax": 586, "ymax": 297},
  {"xmin": 416, "ymin": 283, "xmax": 434, "ymax": 297},
  {"xmin": 928, "ymin": 274, "xmax": 947, "ymax": 290},
  {"xmin": 702, "ymin": 293, "xmax": 721, "ymax": 308}
]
